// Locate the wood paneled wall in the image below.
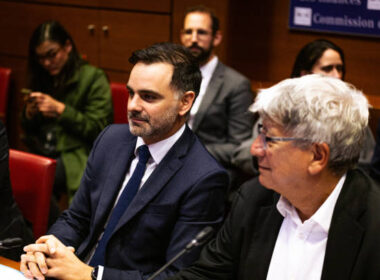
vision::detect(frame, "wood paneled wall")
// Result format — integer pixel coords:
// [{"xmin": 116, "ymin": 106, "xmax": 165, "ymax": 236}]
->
[{"xmin": 1, "ymin": 0, "xmax": 380, "ymax": 147}]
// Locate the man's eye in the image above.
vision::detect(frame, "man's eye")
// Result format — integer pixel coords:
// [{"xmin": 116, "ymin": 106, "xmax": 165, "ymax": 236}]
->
[
  {"xmin": 265, "ymin": 136, "xmax": 275, "ymax": 143},
  {"xmin": 184, "ymin": 29, "xmax": 192, "ymax": 35},
  {"xmin": 197, "ymin": 30, "xmax": 208, "ymax": 35},
  {"xmin": 143, "ymin": 94, "xmax": 156, "ymax": 101}
]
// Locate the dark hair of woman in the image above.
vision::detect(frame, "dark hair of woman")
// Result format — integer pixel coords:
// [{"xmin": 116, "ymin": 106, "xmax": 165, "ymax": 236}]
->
[
  {"xmin": 290, "ymin": 39, "xmax": 345, "ymax": 79},
  {"xmin": 27, "ymin": 20, "xmax": 86, "ymax": 92}
]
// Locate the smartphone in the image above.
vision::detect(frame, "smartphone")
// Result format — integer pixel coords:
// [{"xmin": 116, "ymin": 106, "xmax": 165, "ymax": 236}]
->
[
  {"xmin": 21, "ymin": 88, "xmax": 35, "ymax": 102},
  {"xmin": 21, "ymin": 88, "xmax": 32, "ymax": 95}
]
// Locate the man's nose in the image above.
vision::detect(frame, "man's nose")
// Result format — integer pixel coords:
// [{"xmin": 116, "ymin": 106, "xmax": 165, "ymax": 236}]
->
[
  {"xmin": 128, "ymin": 95, "xmax": 142, "ymax": 111},
  {"xmin": 191, "ymin": 30, "xmax": 198, "ymax": 42},
  {"xmin": 251, "ymin": 136, "xmax": 265, "ymax": 157}
]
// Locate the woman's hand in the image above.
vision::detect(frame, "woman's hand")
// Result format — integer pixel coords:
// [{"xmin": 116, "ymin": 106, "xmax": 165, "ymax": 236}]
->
[{"xmin": 26, "ymin": 92, "xmax": 66, "ymax": 118}]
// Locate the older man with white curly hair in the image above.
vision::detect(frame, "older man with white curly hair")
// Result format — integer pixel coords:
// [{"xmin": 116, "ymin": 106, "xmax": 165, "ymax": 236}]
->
[{"xmin": 167, "ymin": 74, "xmax": 380, "ymax": 280}]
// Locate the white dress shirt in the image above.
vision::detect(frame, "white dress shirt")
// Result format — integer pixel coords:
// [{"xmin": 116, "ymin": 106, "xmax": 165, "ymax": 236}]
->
[
  {"xmin": 92, "ymin": 125, "xmax": 186, "ymax": 279},
  {"xmin": 188, "ymin": 56, "xmax": 218, "ymax": 129},
  {"xmin": 266, "ymin": 174, "xmax": 346, "ymax": 280}
]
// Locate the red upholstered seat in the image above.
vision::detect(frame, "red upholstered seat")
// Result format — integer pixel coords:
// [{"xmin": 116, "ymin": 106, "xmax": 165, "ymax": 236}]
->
[
  {"xmin": 110, "ymin": 82, "xmax": 129, "ymax": 124},
  {"xmin": 0, "ymin": 67, "xmax": 11, "ymax": 123},
  {"xmin": 9, "ymin": 149, "xmax": 56, "ymax": 239}
]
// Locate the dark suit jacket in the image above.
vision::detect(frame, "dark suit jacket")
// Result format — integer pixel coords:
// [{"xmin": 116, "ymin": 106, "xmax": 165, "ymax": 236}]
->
[
  {"xmin": 169, "ymin": 169, "xmax": 380, "ymax": 280},
  {"xmin": 48, "ymin": 124, "xmax": 228, "ymax": 280},
  {"xmin": 0, "ymin": 121, "xmax": 34, "ymax": 261},
  {"xmin": 192, "ymin": 61, "xmax": 254, "ymax": 167}
]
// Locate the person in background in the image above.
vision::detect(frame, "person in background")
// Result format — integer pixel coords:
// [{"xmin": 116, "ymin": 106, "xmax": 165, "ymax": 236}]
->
[
  {"xmin": 180, "ymin": 5, "xmax": 254, "ymax": 187},
  {"xmin": 21, "ymin": 21, "xmax": 113, "ymax": 213},
  {"xmin": 370, "ymin": 121, "xmax": 380, "ymax": 181},
  {"xmin": 167, "ymin": 75, "xmax": 380, "ymax": 280},
  {"xmin": 20, "ymin": 42, "xmax": 227, "ymax": 280},
  {"xmin": 232, "ymin": 39, "xmax": 375, "ymax": 179},
  {"xmin": 0, "ymin": 120, "xmax": 34, "ymax": 261}
]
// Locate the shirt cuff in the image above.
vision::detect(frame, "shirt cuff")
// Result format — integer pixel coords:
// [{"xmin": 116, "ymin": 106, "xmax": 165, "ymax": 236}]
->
[{"xmin": 97, "ymin": 265, "xmax": 104, "ymax": 280}]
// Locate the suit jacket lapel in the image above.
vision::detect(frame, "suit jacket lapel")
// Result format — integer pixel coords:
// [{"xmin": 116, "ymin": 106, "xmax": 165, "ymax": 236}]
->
[
  {"xmin": 192, "ymin": 62, "xmax": 224, "ymax": 131},
  {"xmin": 92, "ymin": 131, "xmax": 137, "ymax": 233},
  {"xmin": 113, "ymin": 126, "xmax": 193, "ymax": 233},
  {"xmin": 246, "ymin": 194, "xmax": 283, "ymax": 279},
  {"xmin": 321, "ymin": 170, "xmax": 366, "ymax": 280}
]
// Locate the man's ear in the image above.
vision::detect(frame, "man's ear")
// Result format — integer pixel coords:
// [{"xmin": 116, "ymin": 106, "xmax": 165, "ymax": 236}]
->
[
  {"xmin": 308, "ymin": 142, "xmax": 330, "ymax": 175},
  {"xmin": 212, "ymin": 30, "xmax": 222, "ymax": 48},
  {"xmin": 178, "ymin": 91, "xmax": 195, "ymax": 116}
]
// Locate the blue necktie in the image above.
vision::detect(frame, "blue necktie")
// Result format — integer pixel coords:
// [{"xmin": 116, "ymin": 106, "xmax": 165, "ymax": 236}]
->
[{"xmin": 90, "ymin": 145, "xmax": 151, "ymax": 266}]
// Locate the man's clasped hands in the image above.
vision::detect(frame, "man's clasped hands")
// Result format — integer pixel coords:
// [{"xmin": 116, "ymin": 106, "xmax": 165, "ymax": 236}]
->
[{"xmin": 20, "ymin": 235, "xmax": 93, "ymax": 280}]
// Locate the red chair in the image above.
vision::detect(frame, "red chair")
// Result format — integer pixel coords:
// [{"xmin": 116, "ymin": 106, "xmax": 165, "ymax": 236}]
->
[
  {"xmin": 0, "ymin": 67, "xmax": 11, "ymax": 123},
  {"xmin": 110, "ymin": 82, "xmax": 129, "ymax": 123},
  {"xmin": 9, "ymin": 149, "xmax": 56, "ymax": 239}
]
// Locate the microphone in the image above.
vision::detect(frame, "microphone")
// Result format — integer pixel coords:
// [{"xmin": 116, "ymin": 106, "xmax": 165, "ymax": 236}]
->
[
  {"xmin": 0, "ymin": 237, "xmax": 23, "ymax": 249},
  {"xmin": 146, "ymin": 226, "xmax": 214, "ymax": 280}
]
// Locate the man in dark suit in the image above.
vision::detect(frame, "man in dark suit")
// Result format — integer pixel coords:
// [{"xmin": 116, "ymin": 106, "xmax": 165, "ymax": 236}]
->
[
  {"xmin": 20, "ymin": 42, "xmax": 228, "ymax": 280},
  {"xmin": 167, "ymin": 75, "xmax": 380, "ymax": 280},
  {"xmin": 0, "ymin": 120, "xmax": 34, "ymax": 261},
  {"xmin": 180, "ymin": 5, "xmax": 253, "ymax": 172}
]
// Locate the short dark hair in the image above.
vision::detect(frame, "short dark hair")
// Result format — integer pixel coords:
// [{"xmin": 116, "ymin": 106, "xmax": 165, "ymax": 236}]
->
[
  {"xmin": 27, "ymin": 20, "xmax": 85, "ymax": 90},
  {"xmin": 184, "ymin": 5, "xmax": 220, "ymax": 35},
  {"xmin": 291, "ymin": 39, "xmax": 346, "ymax": 79},
  {"xmin": 129, "ymin": 42, "xmax": 201, "ymax": 98}
]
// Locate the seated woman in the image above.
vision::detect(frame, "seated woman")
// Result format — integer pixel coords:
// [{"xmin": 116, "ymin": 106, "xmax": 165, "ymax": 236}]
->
[
  {"xmin": 0, "ymin": 120, "xmax": 34, "ymax": 260},
  {"xmin": 22, "ymin": 21, "xmax": 113, "ymax": 213},
  {"xmin": 232, "ymin": 39, "xmax": 375, "ymax": 178}
]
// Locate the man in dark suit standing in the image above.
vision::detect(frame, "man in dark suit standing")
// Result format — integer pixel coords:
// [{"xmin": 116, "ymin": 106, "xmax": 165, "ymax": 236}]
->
[
  {"xmin": 180, "ymin": 6, "xmax": 253, "ymax": 175},
  {"xmin": 167, "ymin": 74, "xmax": 380, "ymax": 280},
  {"xmin": 20, "ymin": 42, "xmax": 228, "ymax": 280}
]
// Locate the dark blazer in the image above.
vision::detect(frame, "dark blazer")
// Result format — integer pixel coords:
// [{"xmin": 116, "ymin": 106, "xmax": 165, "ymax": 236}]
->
[
  {"xmin": 192, "ymin": 61, "xmax": 254, "ymax": 167},
  {"xmin": 169, "ymin": 169, "xmax": 380, "ymax": 280},
  {"xmin": 0, "ymin": 121, "xmax": 34, "ymax": 261},
  {"xmin": 48, "ymin": 124, "xmax": 228, "ymax": 280}
]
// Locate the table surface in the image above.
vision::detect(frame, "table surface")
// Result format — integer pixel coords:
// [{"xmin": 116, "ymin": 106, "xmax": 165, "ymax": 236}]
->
[{"xmin": 0, "ymin": 256, "xmax": 20, "ymax": 270}]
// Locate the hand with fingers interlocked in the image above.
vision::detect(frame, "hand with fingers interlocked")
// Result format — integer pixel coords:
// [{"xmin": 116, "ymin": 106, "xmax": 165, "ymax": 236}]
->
[{"xmin": 20, "ymin": 235, "xmax": 93, "ymax": 280}]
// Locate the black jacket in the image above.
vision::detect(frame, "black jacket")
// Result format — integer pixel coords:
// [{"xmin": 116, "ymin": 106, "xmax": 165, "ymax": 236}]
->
[{"xmin": 169, "ymin": 169, "xmax": 380, "ymax": 280}]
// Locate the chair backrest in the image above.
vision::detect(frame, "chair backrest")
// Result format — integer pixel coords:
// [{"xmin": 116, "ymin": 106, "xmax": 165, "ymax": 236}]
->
[
  {"xmin": 110, "ymin": 82, "xmax": 129, "ymax": 124},
  {"xmin": 9, "ymin": 149, "xmax": 56, "ymax": 239},
  {"xmin": 0, "ymin": 67, "xmax": 11, "ymax": 123}
]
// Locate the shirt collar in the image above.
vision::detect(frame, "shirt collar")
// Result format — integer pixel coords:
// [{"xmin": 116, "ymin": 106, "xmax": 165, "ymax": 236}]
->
[
  {"xmin": 135, "ymin": 124, "xmax": 186, "ymax": 164},
  {"xmin": 311, "ymin": 173, "xmax": 346, "ymax": 232},
  {"xmin": 200, "ymin": 56, "xmax": 218, "ymax": 80},
  {"xmin": 277, "ymin": 173, "xmax": 347, "ymax": 232}
]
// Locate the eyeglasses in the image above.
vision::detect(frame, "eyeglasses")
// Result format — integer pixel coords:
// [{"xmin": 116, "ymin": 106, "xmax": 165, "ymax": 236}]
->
[
  {"xmin": 257, "ymin": 124, "xmax": 310, "ymax": 150},
  {"xmin": 181, "ymin": 28, "xmax": 212, "ymax": 38},
  {"xmin": 36, "ymin": 48, "xmax": 61, "ymax": 63}
]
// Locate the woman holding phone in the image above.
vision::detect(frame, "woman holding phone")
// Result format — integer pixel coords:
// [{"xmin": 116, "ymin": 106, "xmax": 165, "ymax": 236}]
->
[{"xmin": 22, "ymin": 21, "xmax": 112, "ymax": 221}]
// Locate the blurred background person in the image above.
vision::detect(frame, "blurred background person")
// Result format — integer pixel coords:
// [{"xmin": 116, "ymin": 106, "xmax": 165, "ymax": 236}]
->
[
  {"xmin": 0, "ymin": 120, "xmax": 34, "ymax": 261},
  {"xmin": 21, "ymin": 21, "xmax": 113, "ymax": 222},
  {"xmin": 180, "ymin": 5, "xmax": 254, "ymax": 189},
  {"xmin": 232, "ymin": 39, "xmax": 375, "ymax": 183}
]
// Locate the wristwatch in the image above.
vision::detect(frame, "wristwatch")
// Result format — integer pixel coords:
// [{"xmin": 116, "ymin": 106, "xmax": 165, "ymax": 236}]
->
[{"xmin": 91, "ymin": 266, "xmax": 99, "ymax": 280}]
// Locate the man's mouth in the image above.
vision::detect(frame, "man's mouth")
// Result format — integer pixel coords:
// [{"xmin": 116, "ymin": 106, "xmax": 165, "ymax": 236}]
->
[
  {"xmin": 258, "ymin": 165, "xmax": 270, "ymax": 171},
  {"xmin": 128, "ymin": 113, "xmax": 148, "ymax": 125}
]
